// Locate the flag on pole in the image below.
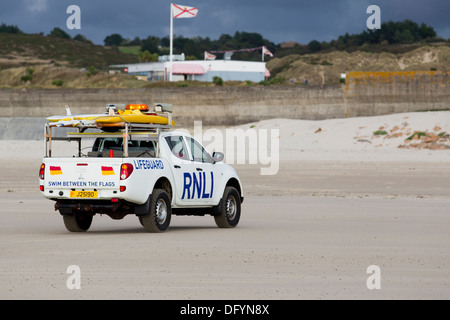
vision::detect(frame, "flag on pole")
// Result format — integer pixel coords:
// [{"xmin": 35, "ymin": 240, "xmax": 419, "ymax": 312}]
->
[
  {"xmin": 169, "ymin": 3, "xmax": 198, "ymax": 82},
  {"xmin": 172, "ymin": 3, "xmax": 198, "ymax": 18},
  {"xmin": 262, "ymin": 46, "xmax": 274, "ymax": 57},
  {"xmin": 204, "ymin": 51, "xmax": 216, "ymax": 60}
]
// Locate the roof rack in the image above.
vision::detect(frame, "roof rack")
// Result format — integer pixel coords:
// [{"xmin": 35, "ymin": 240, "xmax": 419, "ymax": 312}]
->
[{"xmin": 44, "ymin": 103, "xmax": 174, "ymax": 157}]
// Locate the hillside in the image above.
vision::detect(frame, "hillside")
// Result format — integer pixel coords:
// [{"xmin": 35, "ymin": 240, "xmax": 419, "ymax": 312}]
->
[
  {"xmin": 0, "ymin": 65, "xmax": 149, "ymax": 89},
  {"xmin": 267, "ymin": 44, "xmax": 450, "ymax": 86},
  {"xmin": 0, "ymin": 33, "xmax": 138, "ymax": 69},
  {"xmin": 0, "ymin": 31, "xmax": 449, "ymax": 88}
]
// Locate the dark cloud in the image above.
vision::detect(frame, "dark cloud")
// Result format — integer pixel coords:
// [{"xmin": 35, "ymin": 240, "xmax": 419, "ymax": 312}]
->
[{"xmin": 0, "ymin": 0, "xmax": 448, "ymax": 45}]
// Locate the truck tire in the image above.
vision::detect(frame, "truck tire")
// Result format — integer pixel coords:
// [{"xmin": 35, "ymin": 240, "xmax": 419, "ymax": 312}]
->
[
  {"xmin": 63, "ymin": 214, "xmax": 93, "ymax": 232},
  {"xmin": 214, "ymin": 186, "xmax": 241, "ymax": 228},
  {"xmin": 140, "ymin": 189, "xmax": 172, "ymax": 233}
]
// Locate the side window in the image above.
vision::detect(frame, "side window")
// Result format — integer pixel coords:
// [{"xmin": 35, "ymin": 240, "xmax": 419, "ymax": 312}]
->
[
  {"xmin": 186, "ymin": 137, "xmax": 213, "ymax": 163},
  {"xmin": 165, "ymin": 136, "xmax": 189, "ymax": 160}
]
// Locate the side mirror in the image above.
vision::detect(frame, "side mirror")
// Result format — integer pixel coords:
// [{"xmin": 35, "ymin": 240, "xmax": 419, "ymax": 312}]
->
[{"xmin": 212, "ymin": 152, "xmax": 224, "ymax": 163}]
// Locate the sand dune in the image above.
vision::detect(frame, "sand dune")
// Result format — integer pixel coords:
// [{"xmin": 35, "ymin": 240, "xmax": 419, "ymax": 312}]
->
[
  {"xmin": 1, "ymin": 111, "xmax": 449, "ymax": 163},
  {"xmin": 236, "ymin": 111, "xmax": 450, "ymax": 162}
]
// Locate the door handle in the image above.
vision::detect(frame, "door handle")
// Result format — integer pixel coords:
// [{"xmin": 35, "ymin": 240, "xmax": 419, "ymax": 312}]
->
[
  {"xmin": 174, "ymin": 165, "xmax": 181, "ymax": 169},
  {"xmin": 196, "ymin": 168, "xmax": 203, "ymax": 171}
]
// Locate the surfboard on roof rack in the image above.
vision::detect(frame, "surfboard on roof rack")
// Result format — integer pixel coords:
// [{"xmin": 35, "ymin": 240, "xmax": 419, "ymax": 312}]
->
[
  {"xmin": 46, "ymin": 104, "xmax": 122, "ymax": 127},
  {"xmin": 46, "ymin": 103, "xmax": 174, "ymax": 129}
]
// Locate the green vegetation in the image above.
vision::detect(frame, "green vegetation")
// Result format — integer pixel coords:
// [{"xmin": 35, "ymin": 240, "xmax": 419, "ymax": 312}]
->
[
  {"xmin": 20, "ymin": 68, "xmax": 34, "ymax": 82},
  {"xmin": 49, "ymin": 27, "xmax": 71, "ymax": 39},
  {"xmin": 415, "ymin": 108, "xmax": 450, "ymax": 112},
  {"xmin": 373, "ymin": 130, "xmax": 388, "ymax": 136},
  {"xmin": 106, "ymin": 19, "xmax": 444, "ymax": 62},
  {"xmin": 0, "ymin": 32, "xmax": 139, "ymax": 69},
  {"xmin": 275, "ymin": 20, "xmax": 445, "ymax": 58},
  {"xmin": 52, "ymin": 79, "xmax": 64, "ymax": 86},
  {"xmin": 0, "ymin": 23, "xmax": 21, "ymax": 34},
  {"xmin": 138, "ymin": 50, "xmax": 158, "ymax": 62},
  {"xmin": 104, "ymin": 33, "xmax": 124, "ymax": 46},
  {"xmin": 86, "ymin": 66, "xmax": 98, "ymax": 77},
  {"xmin": 320, "ymin": 60, "xmax": 333, "ymax": 66},
  {"xmin": 257, "ymin": 76, "xmax": 286, "ymax": 86},
  {"xmin": 140, "ymin": 36, "xmax": 161, "ymax": 54},
  {"xmin": 1, "ymin": 19, "xmax": 446, "ymax": 68},
  {"xmin": 406, "ymin": 131, "xmax": 427, "ymax": 140},
  {"xmin": 119, "ymin": 46, "xmax": 141, "ymax": 55},
  {"xmin": 342, "ymin": 20, "xmax": 436, "ymax": 45},
  {"xmin": 73, "ymin": 34, "xmax": 92, "ymax": 43},
  {"xmin": 212, "ymin": 76, "xmax": 224, "ymax": 86},
  {"xmin": 269, "ymin": 76, "xmax": 285, "ymax": 85},
  {"xmin": 0, "ymin": 19, "xmax": 448, "ymax": 89},
  {"xmin": 112, "ymin": 31, "xmax": 275, "ymax": 62}
]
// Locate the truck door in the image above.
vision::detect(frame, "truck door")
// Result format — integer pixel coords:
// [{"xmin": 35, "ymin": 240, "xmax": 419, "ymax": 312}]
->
[
  {"xmin": 165, "ymin": 135, "xmax": 195, "ymax": 206},
  {"xmin": 165, "ymin": 135, "xmax": 218, "ymax": 206},
  {"xmin": 183, "ymin": 136, "xmax": 219, "ymax": 205}
]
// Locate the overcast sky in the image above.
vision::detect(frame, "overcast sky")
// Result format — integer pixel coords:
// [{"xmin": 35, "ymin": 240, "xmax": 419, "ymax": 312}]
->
[{"xmin": 0, "ymin": 0, "xmax": 449, "ymax": 45}]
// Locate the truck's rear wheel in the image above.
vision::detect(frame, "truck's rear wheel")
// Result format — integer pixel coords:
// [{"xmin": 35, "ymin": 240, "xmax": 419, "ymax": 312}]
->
[
  {"xmin": 140, "ymin": 189, "xmax": 171, "ymax": 233},
  {"xmin": 214, "ymin": 186, "xmax": 241, "ymax": 228},
  {"xmin": 63, "ymin": 214, "xmax": 93, "ymax": 232}
]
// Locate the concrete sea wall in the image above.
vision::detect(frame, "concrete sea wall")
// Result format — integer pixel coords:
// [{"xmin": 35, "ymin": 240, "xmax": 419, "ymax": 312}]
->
[{"xmin": 0, "ymin": 71, "xmax": 448, "ymax": 139}]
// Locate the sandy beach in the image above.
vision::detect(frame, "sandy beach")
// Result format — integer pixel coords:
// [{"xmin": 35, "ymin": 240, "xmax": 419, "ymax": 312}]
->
[{"xmin": 0, "ymin": 111, "xmax": 449, "ymax": 300}]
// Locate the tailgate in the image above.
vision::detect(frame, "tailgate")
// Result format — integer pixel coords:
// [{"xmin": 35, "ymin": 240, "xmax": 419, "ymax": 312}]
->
[{"xmin": 41, "ymin": 158, "xmax": 122, "ymax": 200}]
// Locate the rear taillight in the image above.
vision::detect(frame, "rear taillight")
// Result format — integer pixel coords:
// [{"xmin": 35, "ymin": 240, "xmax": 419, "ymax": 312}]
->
[
  {"xmin": 39, "ymin": 163, "xmax": 45, "ymax": 180},
  {"xmin": 120, "ymin": 163, "xmax": 134, "ymax": 180},
  {"xmin": 40, "ymin": 185, "xmax": 44, "ymax": 192}
]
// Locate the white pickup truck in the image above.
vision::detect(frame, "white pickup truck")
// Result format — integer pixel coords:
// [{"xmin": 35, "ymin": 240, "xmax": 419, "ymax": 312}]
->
[{"xmin": 39, "ymin": 104, "xmax": 243, "ymax": 233}]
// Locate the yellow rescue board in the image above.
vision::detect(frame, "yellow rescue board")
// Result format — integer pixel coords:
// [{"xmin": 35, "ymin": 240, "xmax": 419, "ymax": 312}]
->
[
  {"xmin": 47, "ymin": 114, "xmax": 105, "ymax": 122},
  {"xmin": 95, "ymin": 109, "xmax": 175, "ymax": 126}
]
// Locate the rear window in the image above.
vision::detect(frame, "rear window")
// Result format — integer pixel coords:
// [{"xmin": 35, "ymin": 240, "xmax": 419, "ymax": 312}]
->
[{"xmin": 91, "ymin": 138, "xmax": 157, "ymax": 157}]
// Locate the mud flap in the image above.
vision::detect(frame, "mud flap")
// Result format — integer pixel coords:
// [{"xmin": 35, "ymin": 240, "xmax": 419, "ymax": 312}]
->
[
  {"xmin": 135, "ymin": 194, "xmax": 152, "ymax": 216},
  {"xmin": 210, "ymin": 198, "xmax": 223, "ymax": 216}
]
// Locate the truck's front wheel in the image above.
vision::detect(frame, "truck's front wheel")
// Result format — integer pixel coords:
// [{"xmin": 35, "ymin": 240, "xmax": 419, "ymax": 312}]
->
[
  {"xmin": 214, "ymin": 186, "xmax": 241, "ymax": 228},
  {"xmin": 63, "ymin": 214, "xmax": 93, "ymax": 232},
  {"xmin": 140, "ymin": 189, "xmax": 172, "ymax": 233}
]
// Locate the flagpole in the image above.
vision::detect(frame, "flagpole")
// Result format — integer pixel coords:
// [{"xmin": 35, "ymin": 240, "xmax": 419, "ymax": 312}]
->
[
  {"xmin": 169, "ymin": 3, "xmax": 173, "ymax": 82},
  {"xmin": 262, "ymin": 46, "xmax": 264, "ymax": 62}
]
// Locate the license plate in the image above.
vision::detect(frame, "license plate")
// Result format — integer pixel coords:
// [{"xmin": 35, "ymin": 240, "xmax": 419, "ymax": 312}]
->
[{"xmin": 70, "ymin": 190, "xmax": 98, "ymax": 198}]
